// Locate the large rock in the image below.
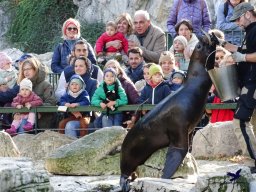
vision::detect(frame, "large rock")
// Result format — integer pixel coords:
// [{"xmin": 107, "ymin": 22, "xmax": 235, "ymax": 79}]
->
[
  {"xmin": 73, "ymin": 0, "xmax": 256, "ymax": 31},
  {"xmin": 192, "ymin": 121, "xmax": 242, "ymax": 158},
  {"xmin": 45, "ymin": 126, "xmax": 197, "ymax": 179},
  {"xmin": 0, "ymin": 1, "xmax": 13, "ymax": 50},
  {"xmin": 195, "ymin": 161, "xmax": 253, "ymax": 192},
  {"xmin": 0, "ymin": 157, "xmax": 52, "ymax": 192},
  {"xmin": 137, "ymin": 150, "xmax": 198, "ymax": 179},
  {"xmin": 13, "ymin": 130, "xmax": 75, "ymax": 161},
  {"xmin": 45, "ymin": 127, "xmax": 127, "ymax": 175},
  {"xmin": 0, "ymin": 131, "xmax": 20, "ymax": 157}
]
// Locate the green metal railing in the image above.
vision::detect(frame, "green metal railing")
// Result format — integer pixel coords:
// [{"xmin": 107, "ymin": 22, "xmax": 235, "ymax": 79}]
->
[{"xmin": 0, "ymin": 103, "xmax": 237, "ymax": 132}]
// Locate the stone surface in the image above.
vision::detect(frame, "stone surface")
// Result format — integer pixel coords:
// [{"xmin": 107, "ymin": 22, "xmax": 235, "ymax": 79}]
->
[
  {"xmin": 45, "ymin": 127, "xmax": 127, "ymax": 175},
  {"xmin": 192, "ymin": 121, "xmax": 242, "ymax": 158},
  {"xmin": 0, "ymin": 131, "xmax": 20, "ymax": 157},
  {"xmin": 138, "ymin": 150, "xmax": 198, "ymax": 179},
  {"xmin": 13, "ymin": 130, "xmax": 75, "ymax": 161},
  {"xmin": 0, "ymin": 157, "xmax": 52, "ymax": 192}
]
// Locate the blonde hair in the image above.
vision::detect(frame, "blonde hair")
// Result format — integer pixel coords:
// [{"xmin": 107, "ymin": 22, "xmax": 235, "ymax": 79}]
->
[
  {"xmin": 115, "ymin": 13, "xmax": 134, "ymax": 35},
  {"xmin": 104, "ymin": 59, "xmax": 131, "ymax": 81},
  {"xmin": 62, "ymin": 18, "xmax": 81, "ymax": 40},
  {"xmin": 17, "ymin": 57, "xmax": 41, "ymax": 84}
]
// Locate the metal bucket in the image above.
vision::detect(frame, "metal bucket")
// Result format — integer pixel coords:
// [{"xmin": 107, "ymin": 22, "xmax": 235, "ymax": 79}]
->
[{"xmin": 208, "ymin": 64, "xmax": 240, "ymax": 102}]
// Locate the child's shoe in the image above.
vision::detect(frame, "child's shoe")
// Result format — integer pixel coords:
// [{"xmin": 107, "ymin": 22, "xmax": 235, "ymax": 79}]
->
[
  {"xmin": 23, "ymin": 122, "xmax": 33, "ymax": 131},
  {"xmin": 5, "ymin": 125, "xmax": 17, "ymax": 136}
]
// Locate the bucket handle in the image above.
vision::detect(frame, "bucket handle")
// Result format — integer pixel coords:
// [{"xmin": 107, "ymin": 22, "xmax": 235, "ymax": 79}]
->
[{"xmin": 205, "ymin": 50, "xmax": 217, "ymax": 72}]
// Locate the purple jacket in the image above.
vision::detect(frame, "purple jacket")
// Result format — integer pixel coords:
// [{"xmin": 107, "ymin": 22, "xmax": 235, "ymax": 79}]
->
[
  {"xmin": 167, "ymin": 0, "xmax": 211, "ymax": 38},
  {"xmin": 11, "ymin": 92, "xmax": 43, "ymax": 107},
  {"xmin": 119, "ymin": 76, "xmax": 139, "ymax": 104}
]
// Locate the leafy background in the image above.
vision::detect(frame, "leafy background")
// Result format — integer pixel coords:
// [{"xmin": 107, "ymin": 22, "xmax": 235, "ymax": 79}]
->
[{"xmin": 6, "ymin": 0, "xmax": 105, "ymax": 54}]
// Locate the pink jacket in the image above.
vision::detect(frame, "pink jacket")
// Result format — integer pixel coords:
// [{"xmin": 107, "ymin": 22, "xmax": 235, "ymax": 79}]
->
[
  {"xmin": 95, "ymin": 32, "xmax": 128, "ymax": 54},
  {"xmin": 11, "ymin": 92, "xmax": 43, "ymax": 107}
]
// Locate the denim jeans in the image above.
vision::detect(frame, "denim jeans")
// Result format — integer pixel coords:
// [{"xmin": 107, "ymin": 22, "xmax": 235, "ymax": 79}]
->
[
  {"xmin": 65, "ymin": 120, "xmax": 80, "ymax": 137},
  {"xmin": 102, "ymin": 113, "xmax": 123, "ymax": 128},
  {"xmin": 17, "ymin": 118, "xmax": 28, "ymax": 134}
]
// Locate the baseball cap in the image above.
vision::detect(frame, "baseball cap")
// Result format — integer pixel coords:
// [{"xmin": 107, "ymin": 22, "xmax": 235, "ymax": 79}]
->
[
  {"xmin": 229, "ymin": 2, "xmax": 255, "ymax": 22},
  {"xmin": 15, "ymin": 53, "xmax": 32, "ymax": 63}
]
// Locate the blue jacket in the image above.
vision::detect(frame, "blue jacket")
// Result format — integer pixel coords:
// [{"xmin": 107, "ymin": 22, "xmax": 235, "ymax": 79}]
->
[
  {"xmin": 125, "ymin": 62, "xmax": 144, "ymax": 84},
  {"xmin": 0, "ymin": 84, "xmax": 19, "ymax": 105},
  {"xmin": 216, "ymin": 2, "xmax": 243, "ymax": 46},
  {"xmin": 63, "ymin": 65, "xmax": 97, "ymax": 99},
  {"xmin": 60, "ymin": 74, "xmax": 90, "ymax": 106},
  {"xmin": 169, "ymin": 83, "xmax": 182, "ymax": 92},
  {"xmin": 51, "ymin": 38, "xmax": 96, "ymax": 73},
  {"xmin": 139, "ymin": 81, "xmax": 172, "ymax": 104}
]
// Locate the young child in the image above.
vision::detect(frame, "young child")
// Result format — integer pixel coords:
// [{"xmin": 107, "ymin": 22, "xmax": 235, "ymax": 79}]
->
[
  {"xmin": 95, "ymin": 21, "xmax": 128, "ymax": 57},
  {"xmin": 135, "ymin": 63, "xmax": 152, "ymax": 96},
  {"xmin": 139, "ymin": 64, "xmax": 171, "ymax": 105},
  {"xmin": 5, "ymin": 78, "xmax": 43, "ymax": 135},
  {"xmin": 169, "ymin": 70, "xmax": 186, "ymax": 92},
  {"xmin": 91, "ymin": 68, "xmax": 128, "ymax": 128},
  {"xmin": 159, "ymin": 51, "xmax": 176, "ymax": 80},
  {"xmin": 0, "ymin": 52, "xmax": 18, "ymax": 92},
  {"xmin": 172, "ymin": 35, "xmax": 188, "ymax": 71},
  {"xmin": 58, "ymin": 74, "xmax": 91, "ymax": 137}
]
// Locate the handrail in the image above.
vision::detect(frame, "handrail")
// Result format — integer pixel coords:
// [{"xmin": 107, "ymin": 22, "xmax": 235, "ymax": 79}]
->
[{"xmin": 0, "ymin": 103, "xmax": 237, "ymax": 113}]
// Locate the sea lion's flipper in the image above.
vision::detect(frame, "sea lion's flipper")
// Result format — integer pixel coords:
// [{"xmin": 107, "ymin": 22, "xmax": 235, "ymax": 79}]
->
[
  {"xmin": 120, "ymin": 174, "xmax": 130, "ymax": 192},
  {"xmin": 162, "ymin": 147, "xmax": 187, "ymax": 178}
]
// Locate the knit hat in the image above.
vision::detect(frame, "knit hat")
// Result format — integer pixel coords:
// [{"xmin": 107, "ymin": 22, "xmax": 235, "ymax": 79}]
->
[
  {"xmin": 68, "ymin": 74, "xmax": 85, "ymax": 90},
  {"xmin": 148, "ymin": 64, "xmax": 164, "ymax": 78},
  {"xmin": 20, "ymin": 78, "xmax": 32, "ymax": 91},
  {"xmin": 104, "ymin": 68, "xmax": 117, "ymax": 80},
  {"xmin": 69, "ymin": 78, "xmax": 83, "ymax": 89},
  {"xmin": 0, "ymin": 52, "xmax": 12, "ymax": 69},
  {"xmin": 159, "ymin": 51, "xmax": 175, "ymax": 64},
  {"xmin": 171, "ymin": 70, "xmax": 186, "ymax": 80},
  {"xmin": 173, "ymin": 35, "xmax": 188, "ymax": 48}
]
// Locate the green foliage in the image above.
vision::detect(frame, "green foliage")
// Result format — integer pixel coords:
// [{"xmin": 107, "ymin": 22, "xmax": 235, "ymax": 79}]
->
[
  {"xmin": 80, "ymin": 22, "xmax": 105, "ymax": 48},
  {"xmin": 7, "ymin": 0, "xmax": 77, "ymax": 54}
]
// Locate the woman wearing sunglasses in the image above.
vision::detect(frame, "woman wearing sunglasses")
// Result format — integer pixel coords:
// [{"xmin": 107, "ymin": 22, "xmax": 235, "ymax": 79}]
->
[{"xmin": 51, "ymin": 18, "xmax": 96, "ymax": 74}]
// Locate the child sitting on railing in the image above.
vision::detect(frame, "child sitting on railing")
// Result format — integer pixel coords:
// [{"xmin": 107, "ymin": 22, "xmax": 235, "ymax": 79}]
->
[
  {"xmin": 91, "ymin": 68, "xmax": 128, "ymax": 128},
  {"xmin": 5, "ymin": 78, "xmax": 43, "ymax": 136},
  {"xmin": 58, "ymin": 74, "xmax": 90, "ymax": 138}
]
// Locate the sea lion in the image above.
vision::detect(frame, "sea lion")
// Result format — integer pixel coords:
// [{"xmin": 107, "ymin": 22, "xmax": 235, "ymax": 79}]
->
[{"xmin": 120, "ymin": 33, "xmax": 218, "ymax": 191}]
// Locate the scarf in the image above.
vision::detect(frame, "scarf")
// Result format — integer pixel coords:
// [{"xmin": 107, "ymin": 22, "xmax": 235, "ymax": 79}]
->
[{"xmin": 136, "ymin": 25, "xmax": 151, "ymax": 45}]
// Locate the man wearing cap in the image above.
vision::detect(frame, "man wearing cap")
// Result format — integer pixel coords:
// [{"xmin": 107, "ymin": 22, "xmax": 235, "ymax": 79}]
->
[{"xmin": 221, "ymin": 2, "xmax": 256, "ymax": 172}]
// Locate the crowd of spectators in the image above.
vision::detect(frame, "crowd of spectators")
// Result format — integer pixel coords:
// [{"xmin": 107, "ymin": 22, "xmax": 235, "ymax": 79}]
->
[{"xmin": 0, "ymin": 2, "xmax": 250, "ymax": 138}]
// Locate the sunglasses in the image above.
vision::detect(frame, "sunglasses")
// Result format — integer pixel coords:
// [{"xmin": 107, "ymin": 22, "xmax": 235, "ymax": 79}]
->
[{"xmin": 67, "ymin": 27, "xmax": 78, "ymax": 31}]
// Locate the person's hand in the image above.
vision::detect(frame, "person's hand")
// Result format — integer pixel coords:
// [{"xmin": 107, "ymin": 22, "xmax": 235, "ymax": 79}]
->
[
  {"xmin": 100, "ymin": 102, "xmax": 107, "ymax": 109},
  {"xmin": 128, "ymin": 40, "xmax": 139, "ymax": 49},
  {"xmin": 222, "ymin": 42, "xmax": 238, "ymax": 53},
  {"xmin": 232, "ymin": 52, "xmax": 246, "ymax": 62},
  {"xmin": 13, "ymin": 113, "xmax": 21, "ymax": 120},
  {"xmin": 72, "ymin": 111, "xmax": 82, "ymax": 118},
  {"xmin": 16, "ymin": 105, "xmax": 23, "ymax": 109},
  {"xmin": 25, "ymin": 102, "xmax": 31, "ymax": 109},
  {"xmin": 123, "ymin": 120, "xmax": 135, "ymax": 129},
  {"xmin": 106, "ymin": 101, "xmax": 116, "ymax": 109},
  {"xmin": 65, "ymin": 103, "xmax": 71, "ymax": 107},
  {"xmin": 69, "ymin": 103, "xmax": 79, "ymax": 108},
  {"xmin": 105, "ymin": 40, "xmax": 122, "ymax": 49}
]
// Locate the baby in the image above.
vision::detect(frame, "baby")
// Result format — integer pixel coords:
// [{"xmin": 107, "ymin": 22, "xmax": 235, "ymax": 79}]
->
[
  {"xmin": 6, "ymin": 78, "xmax": 43, "ymax": 136},
  {"xmin": 95, "ymin": 21, "xmax": 128, "ymax": 57},
  {"xmin": 0, "ymin": 52, "xmax": 18, "ymax": 92}
]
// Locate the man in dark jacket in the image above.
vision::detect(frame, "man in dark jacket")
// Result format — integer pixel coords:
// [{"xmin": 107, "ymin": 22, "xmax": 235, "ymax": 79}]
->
[{"xmin": 223, "ymin": 2, "xmax": 256, "ymax": 173}]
